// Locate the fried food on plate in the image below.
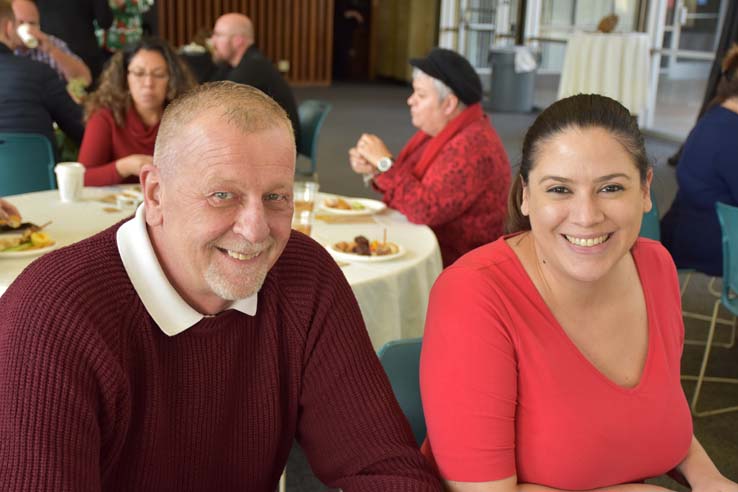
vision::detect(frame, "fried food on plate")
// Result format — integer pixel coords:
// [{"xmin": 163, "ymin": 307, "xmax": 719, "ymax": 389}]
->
[{"xmin": 333, "ymin": 235, "xmax": 399, "ymax": 256}]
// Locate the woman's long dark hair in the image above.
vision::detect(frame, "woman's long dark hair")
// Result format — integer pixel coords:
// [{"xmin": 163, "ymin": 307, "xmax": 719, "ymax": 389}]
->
[
  {"xmin": 506, "ymin": 94, "xmax": 651, "ymax": 233},
  {"xmin": 669, "ymin": 44, "xmax": 738, "ymax": 167},
  {"xmin": 83, "ymin": 37, "xmax": 196, "ymax": 126},
  {"xmin": 706, "ymin": 43, "xmax": 738, "ymax": 111}
]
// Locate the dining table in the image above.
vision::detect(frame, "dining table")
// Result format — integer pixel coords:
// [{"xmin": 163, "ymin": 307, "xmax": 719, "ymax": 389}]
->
[{"xmin": 0, "ymin": 188, "xmax": 443, "ymax": 351}]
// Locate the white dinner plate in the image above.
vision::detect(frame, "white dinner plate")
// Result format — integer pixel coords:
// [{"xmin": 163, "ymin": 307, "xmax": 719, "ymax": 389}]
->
[
  {"xmin": 327, "ymin": 242, "xmax": 405, "ymax": 263},
  {"xmin": 320, "ymin": 197, "xmax": 386, "ymax": 216},
  {"xmin": 0, "ymin": 243, "xmax": 57, "ymax": 259}
]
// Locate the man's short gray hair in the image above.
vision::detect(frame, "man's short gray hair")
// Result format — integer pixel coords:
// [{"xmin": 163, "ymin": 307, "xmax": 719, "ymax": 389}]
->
[{"xmin": 154, "ymin": 81, "xmax": 294, "ymax": 176}]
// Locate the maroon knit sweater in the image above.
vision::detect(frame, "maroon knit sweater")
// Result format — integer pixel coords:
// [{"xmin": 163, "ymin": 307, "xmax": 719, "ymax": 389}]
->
[{"xmin": 0, "ymin": 224, "xmax": 441, "ymax": 491}]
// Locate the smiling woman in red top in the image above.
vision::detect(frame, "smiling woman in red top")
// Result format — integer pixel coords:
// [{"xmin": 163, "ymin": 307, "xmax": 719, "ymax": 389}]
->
[
  {"xmin": 348, "ymin": 48, "xmax": 511, "ymax": 267},
  {"xmin": 420, "ymin": 94, "xmax": 738, "ymax": 492},
  {"xmin": 78, "ymin": 37, "xmax": 195, "ymax": 186}
]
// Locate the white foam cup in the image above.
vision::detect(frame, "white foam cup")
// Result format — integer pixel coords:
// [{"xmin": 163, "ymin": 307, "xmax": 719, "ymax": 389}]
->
[
  {"xmin": 54, "ymin": 162, "xmax": 86, "ymax": 202},
  {"xmin": 17, "ymin": 24, "xmax": 38, "ymax": 49}
]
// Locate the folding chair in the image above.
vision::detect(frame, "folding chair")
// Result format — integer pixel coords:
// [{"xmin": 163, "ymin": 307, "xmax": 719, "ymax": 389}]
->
[
  {"xmin": 683, "ymin": 202, "xmax": 738, "ymax": 417},
  {"xmin": 638, "ymin": 188, "xmax": 660, "ymax": 241},
  {"xmin": 640, "ymin": 190, "xmax": 735, "ymax": 351},
  {"xmin": 296, "ymin": 100, "xmax": 332, "ymax": 177},
  {"xmin": 681, "ymin": 274, "xmax": 736, "ymax": 351},
  {"xmin": 377, "ymin": 337, "xmax": 426, "ymax": 446}
]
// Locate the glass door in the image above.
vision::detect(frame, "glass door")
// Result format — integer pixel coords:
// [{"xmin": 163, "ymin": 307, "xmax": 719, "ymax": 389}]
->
[
  {"xmin": 645, "ymin": 0, "xmax": 728, "ymax": 138},
  {"xmin": 438, "ymin": 0, "xmax": 518, "ymax": 90},
  {"xmin": 454, "ymin": 0, "xmax": 518, "ymax": 74},
  {"xmin": 531, "ymin": 0, "xmax": 642, "ymax": 108},
  {"xmin": 439, "ymin": 0, "xmax": 726, "ymax": 141},
  {"xmin": 537, "ymin": 0, "xmax": 641, "ymax": 72}
]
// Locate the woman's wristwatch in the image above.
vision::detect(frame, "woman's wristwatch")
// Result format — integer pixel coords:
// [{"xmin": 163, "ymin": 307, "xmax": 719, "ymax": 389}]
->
[{"xmin": 377, "ymin": 156, "xmax": 394, "ymax": 172}]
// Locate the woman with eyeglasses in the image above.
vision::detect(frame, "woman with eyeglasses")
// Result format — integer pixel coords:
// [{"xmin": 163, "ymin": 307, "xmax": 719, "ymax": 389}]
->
[
  {"xmin": 661, "ymin": 44, "xmax": 738, "ymax": 276},
  {"xmin": 78, "ymin": 37, "xmax": 195, "ymax": 186}
]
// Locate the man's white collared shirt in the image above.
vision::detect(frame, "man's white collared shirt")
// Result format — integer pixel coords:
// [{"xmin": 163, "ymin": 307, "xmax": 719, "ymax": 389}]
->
[{"xmin": 116, "ymin": 205, "xmax": 257, "ymax": 337}]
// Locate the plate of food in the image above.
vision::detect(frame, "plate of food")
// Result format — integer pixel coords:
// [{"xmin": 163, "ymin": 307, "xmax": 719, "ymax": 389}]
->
[
  {"xmin": 327, "ymin": 235, "xmax": 405, "ymax": 262},
  {"xmin": 98, "ymin": 187, "xmax": 144, "ymax": 209},
  {"xmin": 0, "ymin": 220, "xmax": 57, "ymax": 259},
  {"xmin": 321, "ymin": 197, "xmax": 386, "ymax": 216},
  {"xmin": 0, "ymin": 242, "xmax": 57, "ymax": 259}
]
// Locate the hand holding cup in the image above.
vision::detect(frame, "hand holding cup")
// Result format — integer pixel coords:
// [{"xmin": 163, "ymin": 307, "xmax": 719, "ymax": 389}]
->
[{"xmin": 16, "ymin": 23, "xmax": 38, "ymax": 49}]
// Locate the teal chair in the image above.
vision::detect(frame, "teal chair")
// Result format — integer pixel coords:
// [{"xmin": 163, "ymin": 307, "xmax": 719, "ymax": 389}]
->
[
  {"xmin": 639, "ymin": 188, "xmax": 660, "ymax": 240},
  {"xmin": 377, "ymin": 337, "xmax": 426, "ymax": 446},
  {"xmin": 684, "ymin": 202, "xmax": 738, "ymax": 417},
  {"xmin": 0, "ymin": 133, "xmax": 56, "ymax": 195},
  {"xmin": 296, "ymin": 100, "xmax": 332, "ymax": 177},
  {"xmin": 642, "ymin": 189, "xmax": 734, "ymax": 355},
  {"xmin": 639, "ymin": 188, "xmax": 689, "ymax": 289}
]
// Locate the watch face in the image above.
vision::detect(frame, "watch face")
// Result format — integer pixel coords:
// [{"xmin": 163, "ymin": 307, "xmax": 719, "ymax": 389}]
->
[{"xmin": 378, "ymin": 157, "xmax": 392, "ymax": 172}]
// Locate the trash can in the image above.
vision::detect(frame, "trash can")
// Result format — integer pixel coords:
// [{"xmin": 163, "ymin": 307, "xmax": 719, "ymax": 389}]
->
[{"xmin": 488, "ymin": 47, "xmax": 538, "ymax": 112}]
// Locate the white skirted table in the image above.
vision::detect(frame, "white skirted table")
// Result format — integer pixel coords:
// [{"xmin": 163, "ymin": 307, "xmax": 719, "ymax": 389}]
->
[
  {"xmin": 0, "ymin": 189, "xmax": 443, "ymax": 350},
  {"xmin": 312, "ymin": 197, "xmax": 443, "ymax": 349},
  {"xmin": 557, "ymin": 31, "xmax": 650, "ymax": 115}
]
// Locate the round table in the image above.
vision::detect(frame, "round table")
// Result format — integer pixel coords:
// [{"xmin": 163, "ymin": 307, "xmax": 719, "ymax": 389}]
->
[
  {"xmin": 557, "ymin": 31, "xmax": 650, "ymax": 115},
  {"xmin": 0, "ymin": 189, "xmax": 443, "ymax": 350}
]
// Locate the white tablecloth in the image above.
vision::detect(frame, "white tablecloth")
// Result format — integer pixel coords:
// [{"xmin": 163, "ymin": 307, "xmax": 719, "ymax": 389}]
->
[
  {"xmin": 0, "ymin": 189, "xmax": 443, "ymax": 350},
  {"xmin": 312, "ymin": 202, "xmax": 443, "ymax": 349},
  {"xmin": 0, "ymin": 188, "xmax": 131, "ymax": 291},
  {"xmin": 557, "ymin": 32, "xmax": 650, "ymax": 115}
]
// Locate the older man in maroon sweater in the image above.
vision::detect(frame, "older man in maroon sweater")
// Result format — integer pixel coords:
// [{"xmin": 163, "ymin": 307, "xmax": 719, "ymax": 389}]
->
[{"xmin": 0, "ymin": 82, "xmax": 441, "ymax": 491}]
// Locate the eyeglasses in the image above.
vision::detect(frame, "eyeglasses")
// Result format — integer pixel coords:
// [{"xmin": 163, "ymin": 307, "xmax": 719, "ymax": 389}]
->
[{"xmin": 128, "ymin": 69, "xmax": 169, "ymax": 80}]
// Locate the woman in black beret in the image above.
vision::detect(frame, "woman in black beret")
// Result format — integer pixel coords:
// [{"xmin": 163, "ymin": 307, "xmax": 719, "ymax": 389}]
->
[{"xmin": 349, "ymin": 47, "xmax": 511, "ymax": 267}]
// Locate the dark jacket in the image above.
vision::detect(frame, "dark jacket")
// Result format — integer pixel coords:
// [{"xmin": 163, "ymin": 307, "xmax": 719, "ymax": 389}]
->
[
  {"xmin": 0, "ymin": 43, "xmax": 85, "ymax": 149},
  {"xmin": 661, "ymin": 105, "xmax": 738, "ymax": 276},
  {"xmin": 218, "ymin": 45, "xmax": 301, "ymax": 145},
  {"xmin": 35, "ymin": 0, "xmax": 113, "ymax": 81}
]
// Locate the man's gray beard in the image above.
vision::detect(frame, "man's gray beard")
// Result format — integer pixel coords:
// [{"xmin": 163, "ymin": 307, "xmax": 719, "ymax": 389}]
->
[{"xmin": 204, "ymin": 264, "xmax": 268, "ymax": 301}]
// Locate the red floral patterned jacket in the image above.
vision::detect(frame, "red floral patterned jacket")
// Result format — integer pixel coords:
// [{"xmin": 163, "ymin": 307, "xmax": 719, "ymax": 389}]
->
[{"xmin": 374, "ymin": 106, "xmax": 511, "ymax": 267}]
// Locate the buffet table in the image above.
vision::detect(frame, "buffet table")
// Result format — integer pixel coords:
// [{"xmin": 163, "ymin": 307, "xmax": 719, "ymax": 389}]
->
[
  {"xmin": 557, "ymin": 31, "xmax": 650, "ymax": 115},
  {"xmin": 0, "ymin": 189, "xmax": 443, "ymax": 350}
]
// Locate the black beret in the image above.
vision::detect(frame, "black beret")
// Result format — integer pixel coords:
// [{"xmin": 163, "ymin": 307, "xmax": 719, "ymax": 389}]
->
[{"xmin": 409, "ymin": 48, "xmax": 482, "ymax": 105}]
